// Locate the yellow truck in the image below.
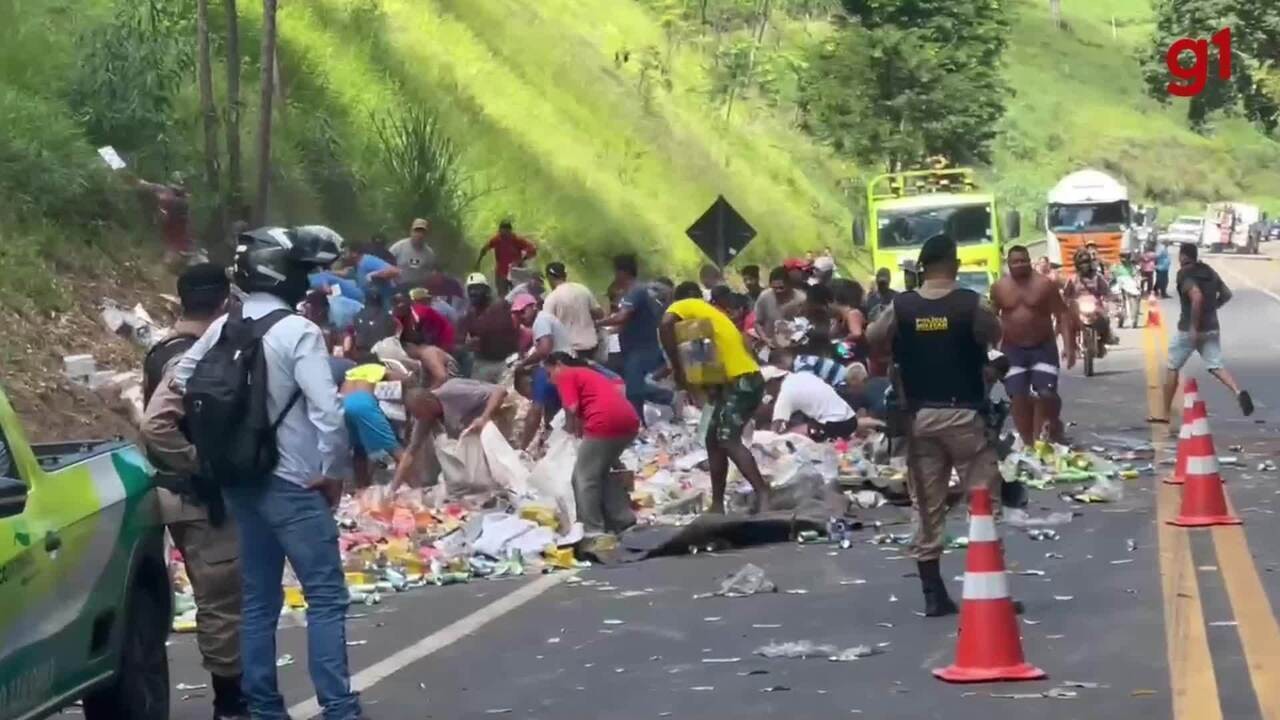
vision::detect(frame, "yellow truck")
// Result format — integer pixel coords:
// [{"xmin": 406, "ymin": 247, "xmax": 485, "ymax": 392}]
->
[{"xmin": 855, "ymin": 166, "xmax": 1020, "ymax": 293}]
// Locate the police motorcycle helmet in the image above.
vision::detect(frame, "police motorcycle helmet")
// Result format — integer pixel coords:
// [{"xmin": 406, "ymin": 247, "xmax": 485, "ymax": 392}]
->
[{"xmin": 234, "ymin": 225, "xmax": 343, "ymax": 304}]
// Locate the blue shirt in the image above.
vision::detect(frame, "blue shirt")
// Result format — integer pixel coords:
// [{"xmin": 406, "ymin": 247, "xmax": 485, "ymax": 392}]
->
[
  {"xmin": 356, "ymin": 254, "xmax": 397, "ymax": 308},
  {"xmin": 328, "ymin": 296, "xmax": 364, "ymax": 332},
  {"xmin": 310, "ymin": 272, "xmax": 365, "ymax": 304},
  {"xmin": 1155, "ymin": 247, "xmax": 1171, "ymax": 272},
  {"xmin": 619, "ymin": 284, "xmax": 663, "ymax": 353}
]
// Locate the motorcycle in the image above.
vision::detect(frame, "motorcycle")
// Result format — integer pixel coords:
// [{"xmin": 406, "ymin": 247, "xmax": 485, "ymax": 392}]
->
[
  {"xmin": 1113, "ymin": 274, "xmax": 1142, "ymax": 329},
  {"xmin": 1075, "ymin": 292, "xmax": 1107, "ymax": 377}
]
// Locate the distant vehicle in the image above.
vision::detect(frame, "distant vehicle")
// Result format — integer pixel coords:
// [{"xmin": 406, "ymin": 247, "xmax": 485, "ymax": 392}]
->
[
  {"xmin": 1164, "ymin": 215, "xmax": 1205, "ymax": 246},
  {"xmin": 1267, "ymin": 221, "xmax": 1280, "ymax": 243},
  {"xmin": 1204, "ymin": 202, "xmax": 1261, "ymax": 254},
  {"xmin": 854, "ymin": 162, "xmax": 1019, "ymax": 291},
  {"xmin": 0, "ymin": 385, "xmax": 168, "ymax": 720},
  {"xmin": 1041, "ymin": 169, "xmax": 1133, "ymax": 279}
]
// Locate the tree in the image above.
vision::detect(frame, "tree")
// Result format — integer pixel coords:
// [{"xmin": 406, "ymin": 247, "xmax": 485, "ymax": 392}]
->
[
  {"xmin": 1142, "ymin": 0, "xmax": 1279, "ymax": 133},
  {"xmin": 255, "ymin": 0, "xmax": 278, "ymax": 225},
  {"xmin": 800, "ymin": 0, "xmax": 1012, "ymax": 169},
  {"xmin": 709, "ymin": 39, "xmax": 754, "ymax": 121},
  {"xmin": 224, "ymin": 0, "xmax": 244, "ymax": 219},
  {"xmin": 67, "ymin": 0, "xmax": 195, "ymax": 172},
  {"xmin": 196, "ymin": 0, "xmax": 223, "ymax": 241}
]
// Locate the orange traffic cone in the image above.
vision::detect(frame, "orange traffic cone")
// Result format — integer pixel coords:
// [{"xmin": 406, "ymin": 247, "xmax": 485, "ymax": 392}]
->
[
  {"xmin": 1165, "ymin": 378, "xmax": 1202, "ymax": 485},
  {"xmin": 1147, "ymin": 298, "xmax": 1162, "ymax": 327},
  {"xmin": 934, "ymin": 488, "xmax": 1046, "ymax": 683},
  {"xmin": 1168, "ymin": 399, "xmax": 1242, "ymax": 527}
]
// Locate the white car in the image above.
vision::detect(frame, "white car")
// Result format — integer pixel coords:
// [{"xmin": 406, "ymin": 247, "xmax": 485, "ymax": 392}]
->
[{"xmin": 1163, "ymin": 215, "xmax": 1204, "ymax": 245}]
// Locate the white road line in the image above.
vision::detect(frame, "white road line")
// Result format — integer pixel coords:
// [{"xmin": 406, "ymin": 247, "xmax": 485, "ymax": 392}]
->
[{"xmin": 287, "ymin": 571, "xmax": 578, "ymax": 719}]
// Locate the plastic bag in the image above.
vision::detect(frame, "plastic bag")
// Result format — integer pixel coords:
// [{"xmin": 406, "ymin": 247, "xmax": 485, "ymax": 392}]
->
[
  {"xmin": 480, "ymin": 423, "xmax": 531, "ymax": 497},
  {"xmin": 525, "ymin": 430, "xmax": 580, "ymax": 529},
  {"xmin": 1004, "ymin": 508, "xmax": 1074, "ymax": 528},
  {"xmin": 713, "ymin": 563, "xmax": 776, "ymax": 598}
]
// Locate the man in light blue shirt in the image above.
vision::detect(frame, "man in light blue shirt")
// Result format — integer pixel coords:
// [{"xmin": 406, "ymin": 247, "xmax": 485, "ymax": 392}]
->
[{"xmin": 174, "ymin": 227, "xmax": 363, "ymax": 720}]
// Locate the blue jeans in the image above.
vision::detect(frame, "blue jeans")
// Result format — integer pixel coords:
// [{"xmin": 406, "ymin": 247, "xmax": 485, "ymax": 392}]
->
[
  {"xmin": 622, "ymin": 346, "xmax": 674, "ymax": 418},
  {"xmin": 224, "ymin": 478, "xmax": 361, "ymax": 720}
]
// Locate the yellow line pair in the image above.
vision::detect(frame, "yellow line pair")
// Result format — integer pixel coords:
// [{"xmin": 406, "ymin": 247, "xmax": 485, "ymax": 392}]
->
[{"xmin": 1143, "ymin": 315, "xmax": 1280, "ymax": 719}]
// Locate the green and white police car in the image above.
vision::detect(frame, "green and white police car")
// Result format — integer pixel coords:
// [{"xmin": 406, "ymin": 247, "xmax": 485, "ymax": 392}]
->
[{"xmin": 0, "ymin": 385, "xmax": 169, "ymax": 720}]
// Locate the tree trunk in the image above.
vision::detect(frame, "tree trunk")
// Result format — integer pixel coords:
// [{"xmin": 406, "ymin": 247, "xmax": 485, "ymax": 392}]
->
[
  {"xmin": 254, "ymin": 0, "xmax": 277, "ymax": 226},
  {"xmin": 197, "ymin": 0, "xmax": 224, "ymax": 242},
  {"xmin": 1049, "ymin": 0, "xmax": 1062, "ymax": 29},
  {"xmin": 224, "ymin": 0, "xmax": 243, "ymax": 220},
  {"xmin": 745, "ymin": 0, "xmax": 771, "ymax": 81}
]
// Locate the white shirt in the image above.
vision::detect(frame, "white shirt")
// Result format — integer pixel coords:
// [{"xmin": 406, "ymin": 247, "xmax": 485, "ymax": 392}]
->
[
  {"xmin": 173, "ymin": 292, "xmax": 351, "ymax": 485},
  {"xmin": 772, "ymin": 371, "xmax": 855, "ymax": 424},
  {"xmin": 543, "ymin": 281, "xmax": 601, "ymax": 352},
  {"xmin": 531, "ymin": 311, "xmax": 574, "ymax": 354}
]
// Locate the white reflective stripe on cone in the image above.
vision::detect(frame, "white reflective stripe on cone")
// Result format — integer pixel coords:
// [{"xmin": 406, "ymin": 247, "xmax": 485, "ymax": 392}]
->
[
  {"xmin": 1183, "ymin": 393, "xmax": 1199, "ymax": 409},
  {"xmin": 1185, "ymin": 417, "xmax": 1210, "ymax": 436},
  {"xmin": 1186, "ymin": 455, "xmax": 1219, "ymax": 475},
  {"xmin": 962, "ymin": 571, "xmax": 1010, "ymax": 600},
  {"xmin": 968, "ymin": 516, "xmax": 998, "ymax": 542}
]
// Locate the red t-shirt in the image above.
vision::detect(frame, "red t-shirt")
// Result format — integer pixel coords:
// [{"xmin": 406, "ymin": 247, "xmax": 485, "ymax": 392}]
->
[
  {"xmin": 552, "ymin": 367, "xmax": 639, "ymax": 439},
  {"xmin": 402, "ymin": 302, "xmax": 456, "ymax": 352},
  {"xmin": 486, "ymin": 233, "xmax": 537, "ymax": 280}
]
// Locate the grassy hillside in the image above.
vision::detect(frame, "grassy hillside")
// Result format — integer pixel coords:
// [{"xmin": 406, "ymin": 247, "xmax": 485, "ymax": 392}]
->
[{"xmin": 991, "ymin": 0, "xmax": 1280, "ymax": 221}]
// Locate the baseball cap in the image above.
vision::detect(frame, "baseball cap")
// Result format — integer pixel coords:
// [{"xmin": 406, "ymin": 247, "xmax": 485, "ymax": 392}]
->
[
  {"xmin": 510, "ymin": 293, "xmax": 538, "ymax": 313},
  {"xmin": 814, "ymin": 255, "xmax": 835, "ymax": 272},
  {"xmin": 411, "ymin": 218, "xmax": 429, "ymax": 231},
  {"xmin": 465, "ymin": 272, "xmax": 490, "ymax": 288},
  {"xmin": 408, "ymin": 287, "xmax": 431, "ymax": 302},
  {"xmin": 760, "ymin": 365, "xmax": 790, "ymax": 381},
  {"xmin": 545, "ymin": 262, "xmax": 567, "ymax": 280},
  {"xmin": 783, "ymin": 258, "xmax": 812, "ymax": 271}
]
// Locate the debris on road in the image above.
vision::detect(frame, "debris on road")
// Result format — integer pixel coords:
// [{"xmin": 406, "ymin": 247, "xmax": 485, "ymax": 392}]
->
[
  {"xmin": 754, "ymin": 641, "xmax": 884, "ymax": 661},
  {"xmin": 698, "ymin": 563, "xmax": 777, "ymax": 598}
]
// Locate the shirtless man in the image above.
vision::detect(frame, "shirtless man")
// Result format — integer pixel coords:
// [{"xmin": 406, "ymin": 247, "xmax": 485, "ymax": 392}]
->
[{"xmin": 990, "ymin": 245, "xmax": 1075, "ymax": 445}]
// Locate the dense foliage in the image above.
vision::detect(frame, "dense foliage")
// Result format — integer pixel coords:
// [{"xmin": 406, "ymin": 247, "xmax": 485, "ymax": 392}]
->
[
  {"xmin": 1142, "ymin": 0, "xmax": 1280, "ymax": 132},
  {"xmin": 800, "ymin": 0, "xmax": 1011, "ymax": 170}
]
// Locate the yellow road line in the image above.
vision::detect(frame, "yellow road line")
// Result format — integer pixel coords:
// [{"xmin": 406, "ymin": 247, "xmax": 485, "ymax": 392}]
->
[
  {"xmin": 1145, "ymin": 318, "xmax": 1223, "ymax": 720},
  {"xmin": 1214, "ymin": 524, "xmax": 1280, "ymax": 719}
]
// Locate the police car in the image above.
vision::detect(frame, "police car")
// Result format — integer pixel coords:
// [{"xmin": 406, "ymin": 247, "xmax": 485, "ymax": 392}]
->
[{"xmin": 0, "ymin": 385, "xmax": 168, "ymax": 720}]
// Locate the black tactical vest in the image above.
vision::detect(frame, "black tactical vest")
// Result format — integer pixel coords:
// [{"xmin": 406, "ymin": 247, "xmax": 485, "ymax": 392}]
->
[{"xmin": 891, "ymin": 289, "xmax": 986, "ymax": 410}]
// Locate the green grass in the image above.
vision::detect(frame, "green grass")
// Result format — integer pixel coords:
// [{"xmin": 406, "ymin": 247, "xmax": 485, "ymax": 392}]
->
[{"xmin": 990, "ymin": 0, "xmax": 1280, "ymax": 223}]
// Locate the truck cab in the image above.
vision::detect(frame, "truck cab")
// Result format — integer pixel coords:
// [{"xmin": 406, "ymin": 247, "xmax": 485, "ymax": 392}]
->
[
  {"xmin": 0, "ymin": 385, "xmax": 169, "ymax": 720},
  {"xmin": 1042, "ymin": 169, "xmax": 1132, "ymax": 277},
  {"xmin": 855, "ymin": 166, "xmax": 1019, "ymax": 291}
]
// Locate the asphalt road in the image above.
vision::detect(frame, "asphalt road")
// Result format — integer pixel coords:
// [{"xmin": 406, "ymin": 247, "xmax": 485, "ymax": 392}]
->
[{"xmin": 161, "ymin": 256, "xmax": 1280, "ymax": 720}]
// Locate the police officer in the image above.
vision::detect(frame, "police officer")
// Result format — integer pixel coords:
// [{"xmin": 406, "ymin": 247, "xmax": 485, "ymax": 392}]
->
[
  {"xmin": 141, "ymin": 263, "xmax": 249, "ymax": 719},
  {"xmin": 867, "ymin": 234, "xmax": 1002, "ymax": 617}
]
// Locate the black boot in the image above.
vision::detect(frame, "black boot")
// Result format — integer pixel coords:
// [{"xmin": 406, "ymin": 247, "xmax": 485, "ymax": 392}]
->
[
  {"xmin": 918, "ymin": 559, "xmax": 958, "ymax": 617},
  {"xmin": 211, "ymin": 673, "xmax": 249, "ymax": 720}
]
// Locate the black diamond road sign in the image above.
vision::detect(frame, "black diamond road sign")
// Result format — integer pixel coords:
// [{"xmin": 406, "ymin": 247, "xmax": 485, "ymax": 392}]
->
[{"xmin": 685, "ymin": 195, "xmax": 757, "ymax": 268}]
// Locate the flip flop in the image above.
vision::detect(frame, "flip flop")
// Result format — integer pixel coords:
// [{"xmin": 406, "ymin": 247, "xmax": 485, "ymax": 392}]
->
[{"xmin": 1146, "ymin": 416, "xmax": 1170, "ymax": 424}]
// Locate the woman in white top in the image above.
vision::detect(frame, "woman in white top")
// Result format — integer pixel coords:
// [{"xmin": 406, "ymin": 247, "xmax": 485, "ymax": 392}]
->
[{"xmin": 762, "ymin": 365, "xmax": 860, "ymax": 441}]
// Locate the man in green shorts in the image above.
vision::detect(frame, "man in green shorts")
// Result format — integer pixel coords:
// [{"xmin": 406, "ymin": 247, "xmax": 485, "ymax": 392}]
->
[{"xmin": 660, "ymin": 282, "xmax": 772, "ymax": 514}]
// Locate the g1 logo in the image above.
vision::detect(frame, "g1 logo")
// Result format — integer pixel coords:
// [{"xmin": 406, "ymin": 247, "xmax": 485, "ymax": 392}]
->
[{"xmin": 1166, "ymin": 27, "xmax": 1231, "ymax": 97}]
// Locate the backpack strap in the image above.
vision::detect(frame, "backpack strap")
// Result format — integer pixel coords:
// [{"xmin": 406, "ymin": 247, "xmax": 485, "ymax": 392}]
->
[{"xmin": 249, "ymin": 307, "xmax": 305, "ymax": 430}]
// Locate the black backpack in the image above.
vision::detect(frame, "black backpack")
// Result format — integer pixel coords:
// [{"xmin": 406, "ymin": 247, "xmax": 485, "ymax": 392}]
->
[{"xmin": 183, "ymin": 307, "xmax": 301, "ymax": 487}]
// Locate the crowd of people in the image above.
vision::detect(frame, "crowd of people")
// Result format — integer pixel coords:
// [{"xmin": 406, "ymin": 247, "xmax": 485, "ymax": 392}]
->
[{"xmin": 133, "ymin": 213, "xmax": 1256, "ymax": 720}]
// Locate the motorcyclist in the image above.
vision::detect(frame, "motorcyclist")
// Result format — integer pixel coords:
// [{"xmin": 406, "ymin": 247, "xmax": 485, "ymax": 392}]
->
[
  {"xmin": 1064, "ymin": 248, "xmax": 1115, "ymax": 348},
  {"xmin": 1111, "ymin": 252, "xmax": 1142, "ymax": 328}
]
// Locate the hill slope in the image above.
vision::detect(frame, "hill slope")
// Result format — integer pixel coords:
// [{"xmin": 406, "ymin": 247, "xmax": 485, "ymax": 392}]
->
[{"xmin": 991, "ymin": 0, "xmax": 1280, "ymax": 220}]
